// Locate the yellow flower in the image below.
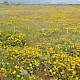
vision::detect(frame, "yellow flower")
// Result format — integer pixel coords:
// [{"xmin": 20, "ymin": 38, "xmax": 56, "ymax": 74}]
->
[
  {"xmin": 72, "ymin": 71, "xmax": 76, "ymax": 75},
  {"xmin": 29, "ymin": 64, "xmax": 32, "ymax": 67},
  {"xmin": 44, "ymin": 68, "xmax": 46, "ymax": 72},
  {"xmin": 17, "ymin": 75, "xmax": 20, "ymax": 78},
  {"xmin": 14, "ymin": 66, "xmax": 19, "ymax": 69},
  {"xmin": 34, "ymin": 60, "xmax": 40, "ymax": 66},
  {"xmin": 75, "ymin": 77, "xmax": 79, "ymax": 80},
  {"xmin": 1, "ymin": 68, "xmax": 5, "ymax": 71},
  {"xmin": 12, "ymin": 70, "xmax": 16, "ymax": 74},
  {"xmin": 49, "ymin": 69, "xmax": 52, "ymax": 73},
  {"xmin": 52, "ymin": 72, "xmax": 56, "ymax": 75},
  {"xmin": 72, "ymin": 65, "xmax": 75, "ymax": 69}
]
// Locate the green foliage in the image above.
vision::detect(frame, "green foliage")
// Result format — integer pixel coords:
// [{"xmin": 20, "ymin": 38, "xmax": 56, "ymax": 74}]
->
[{"xmin": 3, "ymin": 0, "xmax": 9, "ymax": 5}]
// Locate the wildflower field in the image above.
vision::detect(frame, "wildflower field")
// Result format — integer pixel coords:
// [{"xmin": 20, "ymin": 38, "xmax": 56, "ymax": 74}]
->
[{"xmin": 0, "ymin": 5, "xmax": 80, "ymax": 80}]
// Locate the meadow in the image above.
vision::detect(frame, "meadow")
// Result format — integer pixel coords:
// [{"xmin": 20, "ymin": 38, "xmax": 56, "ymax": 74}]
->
[{"xmin": 0, "ymin": 4, "xmax": 80, "ymax": 80}]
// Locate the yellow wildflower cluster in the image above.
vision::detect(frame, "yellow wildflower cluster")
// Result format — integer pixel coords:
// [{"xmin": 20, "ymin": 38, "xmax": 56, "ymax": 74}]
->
[{"xmin": 0, "ymin": 5, "xmax": 80, "ymax": 80}]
